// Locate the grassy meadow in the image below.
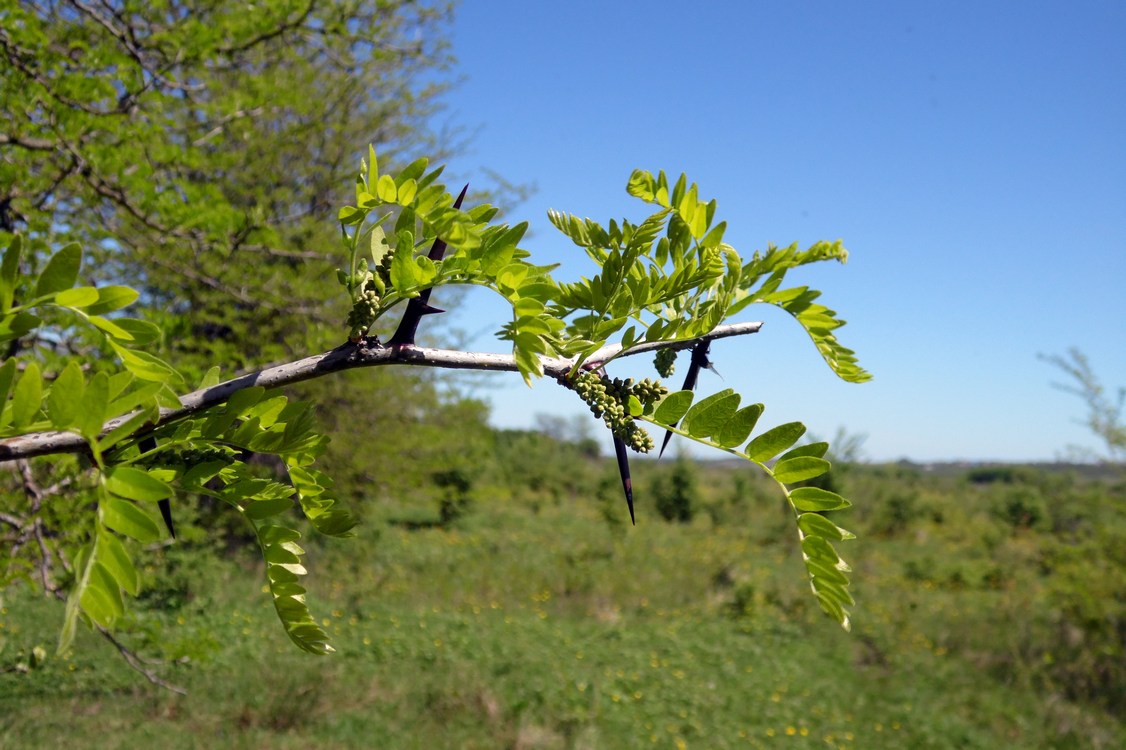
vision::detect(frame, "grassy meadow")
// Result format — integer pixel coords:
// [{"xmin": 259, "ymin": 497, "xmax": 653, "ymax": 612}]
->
[{"xmin": 2, "ymin": 434, "xmax": 1125, "ymax": 749}]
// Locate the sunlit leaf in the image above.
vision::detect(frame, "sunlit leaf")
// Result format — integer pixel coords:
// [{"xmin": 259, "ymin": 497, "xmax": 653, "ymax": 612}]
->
[
  {"xmin": 105, "ymin": 466, "xmax": 174, "ymax": 503},
  {"xmin": 101, "ymin": 496, "xmax": 162, "ymax": 543},
  {"xmin": 772, "ymin": 456, "xmax": 831, "ymax": 484},
  {"xmin": 47, "ymin": 360, "xmax": 85, "ymax": 429},
  {"xmin": 652, "ymin": 390, "xmax": 694, "ymax": 425},
  {"xmin": 797, "ymin": 512, "xmax": 855, "ymax": 541},
  {"xmin": 789, "ymin": 486, "xmax": 851, "ymax": 512},
  {"xmin": 744, "ymin": 422, "xmax": 806, "ymax": 463},
  {"xmin": 34, "ymin": 243, "xmax": 82, "ymax": 298},
  {"xmin": 11, "ymin": 360, "xmax": 42, "ymax": 429}
]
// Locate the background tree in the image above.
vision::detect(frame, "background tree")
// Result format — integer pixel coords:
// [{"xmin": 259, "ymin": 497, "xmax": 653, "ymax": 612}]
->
[
  {"xmin": 1, "ymin": 0, "xmax": 461, "ymax": 367},
  {"xmin": 1041, "ymin": 348, "xmax": 1125, "ymax": 465},
  {"xmin": 0, "ymin": 0, "xmax": 496, "ymax": 560}
]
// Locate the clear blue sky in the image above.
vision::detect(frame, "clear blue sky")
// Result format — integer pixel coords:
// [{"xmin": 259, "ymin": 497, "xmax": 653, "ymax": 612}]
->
[{"xmin": 432, "ymin": 1, "xmax": 1125, "ymax": 462}]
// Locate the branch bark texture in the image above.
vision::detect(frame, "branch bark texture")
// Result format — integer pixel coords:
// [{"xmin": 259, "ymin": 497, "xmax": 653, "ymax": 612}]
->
[{"xmin": 0, "ymin": 322, "xmax": 762, "ymax": 462}]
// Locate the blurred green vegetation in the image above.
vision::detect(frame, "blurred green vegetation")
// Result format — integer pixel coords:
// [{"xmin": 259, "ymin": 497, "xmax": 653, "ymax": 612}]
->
[{"xmin": 2, "ymin": 433, "xmax": 1124, "ymax": 748}]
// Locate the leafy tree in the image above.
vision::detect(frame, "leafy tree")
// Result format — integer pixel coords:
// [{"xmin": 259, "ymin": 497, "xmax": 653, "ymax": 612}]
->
[
  {"xmin": 0, "ymin": 148, "xmax": 870, "ymax": 690},
  {"xmin": 0, "ymin": 0, "xmax": 457, "ymax": 369},
  {"xmin": 0, "ymin": 1, "xmax": 491, "ymax": 620}
]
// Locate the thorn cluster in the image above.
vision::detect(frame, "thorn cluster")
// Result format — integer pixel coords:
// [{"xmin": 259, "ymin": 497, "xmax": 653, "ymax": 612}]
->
[
  {"xmin": 654, "ymin": 347, "xmax": 677, "ymax": 378},
  {"xmin": 571, "ymin": 371, "xmax": 668, "ymax": 453}
]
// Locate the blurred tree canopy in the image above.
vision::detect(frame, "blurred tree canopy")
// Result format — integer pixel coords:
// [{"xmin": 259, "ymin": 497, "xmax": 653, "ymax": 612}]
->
[
  {"xmin": 0, "ymin": 1, "xmax": 494, "ymax": 521},
  {"xmin": 1, "ymin": 0, "xmax": 458, "ymax": 369}
]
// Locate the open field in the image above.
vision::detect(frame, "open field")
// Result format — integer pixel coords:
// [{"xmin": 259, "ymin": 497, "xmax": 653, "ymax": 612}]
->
[{"xmin": 3, "ymin": 450, "xmax": 1124, "ymax": 748}]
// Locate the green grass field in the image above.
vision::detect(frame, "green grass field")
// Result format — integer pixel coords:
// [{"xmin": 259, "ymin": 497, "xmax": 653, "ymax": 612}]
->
[{"xmin": 2, "ymin": 458, "xmax": 1124, "ymax": 748}]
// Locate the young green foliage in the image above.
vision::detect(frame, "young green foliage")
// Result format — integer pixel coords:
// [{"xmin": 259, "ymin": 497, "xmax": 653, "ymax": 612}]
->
[
  {"xmin": 2, "ymin": 147, "xmax": 869, "ymax": 667},
  {"xmin": 1, "ymin": 234, "xmax": 354, "ymax": 656},
  {"xmin": 641, "ymin": 388, "xmax": 855, "ymax": 629},
  {"xmin": 333, "ymin": 151, "xmax": 866, "ymax": 629}
]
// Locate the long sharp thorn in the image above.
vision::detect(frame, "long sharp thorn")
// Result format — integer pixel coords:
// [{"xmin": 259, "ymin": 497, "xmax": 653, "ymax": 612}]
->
[
  {"xmin": 158, "ymin": 499, "xmax": 175, "ymax": 540},
  {"xmin": 388, "ymin": 184, "xmax": 469, "ymax": 347},
  {"xmin": 659, "ymin": 340, "xmax": 712, "ymax": 459},
  {"xmin": 613, "ymin": 434, "xmax": 635, "ymax": 525},
  {"xmin": 140, "ymin": 436, "xmax": 175, "ymax": 538}
]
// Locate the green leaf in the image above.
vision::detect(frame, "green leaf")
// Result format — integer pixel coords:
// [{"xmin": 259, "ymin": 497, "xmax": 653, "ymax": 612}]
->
[
  {"xmin": 34, "ymin": 243, "xmax": 82, "ymax": 298},
  {"xmin": 101, "ymin": 496, "xmax": 162, "ymax": 543},
  {"xmin": 110, "ymin": 342, "xmax": 181, "ymax": 384},
  {"xmin": 778, "ymin": 442, "xmax": 830, "ymax": 461},
  {"xmin": 47, "ymin": 360, "xmax": 85, "ymax": 429},
  {"xmin": 397, "ymin": 177, "xmax": 418, "ymax": 205},
  {"xmin": 0, "ymin": 358, "xmax": 17, "ymax": 415},
  {"xmin": 338, "ymin": 206, "xmax": 364, "ymax": 225},
  {"xmin": 1, "ymin": 234, "xmax": 22, "ymax": 312},
  {"xmin": 390, "ymin": 245, "xmax": 421, "ymax": 293},
  {"xmin": 772, "ymin": 457, "xmax": 831, "ymax": 484},
  {"xmin": 226, "ymin": 386, "xmax": 266, "ymax": 417},
  {"xmin": 681, "ymin": 389, "xmax": 740, "ymax": 439},
  {"xmin": 78, "ymin": 372, "xmax": 109, "ymax": 441},
  {"xmin": 59, "ymin": 544, "xmax": 92, "ymax": 653},
  {"xmin": 105, "ymin": 466, "xmax": 174, "ymax": 503},
  {"xmin": 88, "ymin": 315, "xmax": 134, "ymax": 341},
  {"xmin": 797, "ymin": 512, "xmax": 855, "ymax": 541},
  {"xmin": 789, "ymin": 486, "xmax": 851, "ymax": 512},
  {"xmin": 376, "ymin": 174, "xmax": 398, "ymax": 203},
  {"xmin": 253, "ymin": 521, "xmax": 335, "ymax": 655},
  {"xmin": 806, "ymin": 558, "xmax": 850, "ymax": 587},
  {"xmin": 105, "ymin": 381, "xmax": 162, "ymax": 419},
  {"xmin": 80, "ymin": 562, "xmax": 124, "ymax": 628},
  {"xmin": 54, "ymin": 286, "xmax": 100, "ymax": 308},
  {"xmin": 714, "ymin": 404, "xmax": 764, "ymax": 449},
  {"xmin": 243, "ymin": 497, "xmax": 294, "ymax": 520},
  {"xmin": 744, "ymin": 422, "xmax": 806, "ymax": 463},
  {"xmin": 367, "ymin": 144, "xmax": 379, "ymax": 187},
  {"xmin": 198, "ymin": 366, "xmax": 222, "ymax": 389},
  {"xmin": 801, "ymin": 535, "xmax": 840, "ymax": 565},
  {"xmin": 652, "ymin": 390, "xmax": 694, "ymax": 425},
  {"xmin": 180, "ymin": 460, "xmax": 229, "ymax": 488},
  {"xmin": 84, "ymin": 286, "xmax": 140, "ymax": 316},
  {"xmin": 0, "ymin": 311, "xmax": 40, "ymax": 343},
  {"xmin": 108, "ymin": 318, "xmax": 162, "ymax": 346},
  {"xmin": 96, "ymin": 410, "xmax": 148, "ymax": 453},
  {"xmin": 11, "ymin": 361, "xmax": 42, "ymax": 429},
  {"xmin": 97, "ymin": 531, "xmax": 141, "ymax": 597}
]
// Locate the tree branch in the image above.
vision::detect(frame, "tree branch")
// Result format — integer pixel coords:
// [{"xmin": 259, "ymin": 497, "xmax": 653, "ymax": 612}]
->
[{"xmin": 0, "ymin": 321, "xmax": 762, "ymax": 462}]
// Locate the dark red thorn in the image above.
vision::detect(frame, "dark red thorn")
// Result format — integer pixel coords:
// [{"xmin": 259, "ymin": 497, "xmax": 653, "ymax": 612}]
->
[
  {"xmin": 140, "ymin": 435, "xmax": 175, "ymax": 538},
  {"xmin": 613, "ymin": 434, "xmax": 635, "ymax": 525},
  {"xmin": 387, "ymin": 184, "xmax": 469, "ymax": 348},
  {"xmin": 659, "ymin": 339, "xmax": 712, "ymax": 459}
]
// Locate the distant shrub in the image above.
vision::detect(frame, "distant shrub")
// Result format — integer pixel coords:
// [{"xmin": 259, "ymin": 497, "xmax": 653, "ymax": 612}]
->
[
  {"xmin": 992, "ymin": 487, "xmax": 1048, "ymax": 530},
  {"xmin": 432, "ymin": 468, "xmax": 474, "ymax": 526},
  {"xmin": 966, "ymin": 466, "xmax": 1021, "ymax": 484},
  {"xmin": 653, "ymin": 457, "xmax": 699, "ymax": 523}
]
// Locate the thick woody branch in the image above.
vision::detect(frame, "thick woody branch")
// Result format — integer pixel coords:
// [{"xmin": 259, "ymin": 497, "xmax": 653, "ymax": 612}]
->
[{"xmin": 0, "ymin": 321, "xmax": 762, "ymax": 462}]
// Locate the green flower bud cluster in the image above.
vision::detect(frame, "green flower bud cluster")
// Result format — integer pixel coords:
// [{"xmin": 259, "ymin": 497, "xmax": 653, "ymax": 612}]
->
[
  {"xmin": 571, "ymin": 372, "xmax": 668, "ymax": 453},
  {"xmin": 176, "ymin": 445, "xmax": 235, "ymax": 465},
  {"xmin": 347, "ymin": 282, "xmax": 381, "ymax": 339},
  {"xmin": 343, "ymin": 254, "xmax": 395, "ymax": 339},
  {"xmin": 654, "ymin": 347, "xmax": 677, "ymax": 378}
]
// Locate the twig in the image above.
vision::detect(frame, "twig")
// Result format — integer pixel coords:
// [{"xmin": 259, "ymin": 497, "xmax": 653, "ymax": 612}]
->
[
  {"xmin": 0, "ymin": 321, "xmax": 762, "ymax": 463},
  {"xmin": 97, "ymin": 626, "xmax": 187, "ymax": 695}
]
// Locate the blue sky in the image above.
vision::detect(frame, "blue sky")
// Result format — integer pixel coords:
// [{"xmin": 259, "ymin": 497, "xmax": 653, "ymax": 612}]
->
[{"xmin": 434, "ymin": 1, "xmax": 1125, "ymax": 462}]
